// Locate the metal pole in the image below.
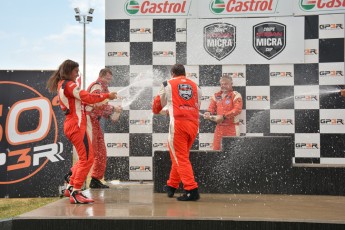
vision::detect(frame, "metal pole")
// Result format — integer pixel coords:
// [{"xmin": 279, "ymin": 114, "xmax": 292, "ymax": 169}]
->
[{"xmin": 83, "ymin": 16, "xmax": 86, "ymax": 90}]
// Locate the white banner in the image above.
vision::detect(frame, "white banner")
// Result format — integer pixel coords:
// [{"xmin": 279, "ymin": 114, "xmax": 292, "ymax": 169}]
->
[
  {"xmin": 198, "ymin": 0, "xmax": 293, "ymax": 18},
  {"xmin": 294, "ymin": 133, "xmax": 320, "ymax": 158},
  {"xmin": 105, "ymin": 133, "xmax": 130, "ymax": 157},
  {"xmin": 106, "ymin": 0, "xmax": 345, "ymax": 19},
  {"xmin": 320, "ymin": 109, "xmax": 345, "ymax": 133},
  {"xmin": 106, "ymin": 0, "xmax": 198, "ymax": 19},
  {"xmin": 129, "ymin": 157, "xmax": 153, "ymax": 180},
  {"xmin": 294, "ymin": 0, "xmax": 345, "ymax": 15},
  {"xmin": 187, "ymin": 17, "xmax": 304, "ymax": 65}
]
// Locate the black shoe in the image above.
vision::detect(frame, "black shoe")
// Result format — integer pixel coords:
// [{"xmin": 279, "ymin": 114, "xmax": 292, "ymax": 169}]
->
[
  {"xmin": 177, "ymin": 188, "xmax": 200, "ymax": 201},
  {"xmin": 64, "ymin": 171, "xmax": 72, "ymax": 184},
  {"xmin": 89, "ymin": 178, "xmax": 109, "ymax": 189},
  {"xmin": 163, "ymin": 185, "xmax": 176, "ymax": 198}
]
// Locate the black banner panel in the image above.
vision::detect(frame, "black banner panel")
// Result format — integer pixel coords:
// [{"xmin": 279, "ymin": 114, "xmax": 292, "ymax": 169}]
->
[{"xmin": 0, "ymin": 70, "xmax": 72, "ymax": 198}]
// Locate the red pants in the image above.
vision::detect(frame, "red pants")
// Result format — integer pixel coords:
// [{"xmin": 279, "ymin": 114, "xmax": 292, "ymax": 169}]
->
[
  {"xmin": 88, "ymin": 115, "xmax": 107, "ymax": 180},
  {"xmin": 167, "ymin": 120, "xmax": 198, "ymax": 191},
  {"xmin": 64, "ymin": 117, "xmax": 94, "ymax": 190},
  {"xmin": 213, "ymin": 124, "xmax": 239, "ymax": 150}
]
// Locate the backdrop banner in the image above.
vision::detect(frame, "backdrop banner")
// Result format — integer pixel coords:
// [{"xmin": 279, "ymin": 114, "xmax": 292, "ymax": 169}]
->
[
  {"xmin": 294, "ymin": 0, "xmax": 345, "ymax": 15},
  {"xmin": 106, "ymin": 0, "xmax": 198, "ymax": 19},
  {"xmin": 0, "ymin": 71, "xmax": 72, "ymax": 198},
  {"xmin": 187, "ymin": 17, "xmax": 305, "ymax": 65},
  {"xmin": 198, "ymin": 0, "xmax": 293, "ymax": 18}
]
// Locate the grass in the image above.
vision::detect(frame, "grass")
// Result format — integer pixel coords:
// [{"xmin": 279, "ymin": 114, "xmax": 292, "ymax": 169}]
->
[
  {"xmin": 0, "ymin": 174, "xmax": 91, "ymax": 220},
  {"xmin": 0, "ymin": 157, "xmax": 92, "ymax": 220},
  {"xmin": 0, "ymin": 197, "xmax": 60, "ymax": 220}
]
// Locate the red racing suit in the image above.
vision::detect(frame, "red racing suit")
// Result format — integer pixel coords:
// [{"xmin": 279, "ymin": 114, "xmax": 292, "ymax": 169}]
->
[
  {"xmin": 152, "ymin": 75, "xmax": 202, "ymax": 191},
  {"xmin": 85, "ymin": 78, "xmax": 114, "ymax": 180},
  {"xmin": 58, "ymin": 80, "xmax": 110, "ymax": 190},
  {"xmin": 208, "ymin": 90, "xmax": 242, "ymax": 150}
]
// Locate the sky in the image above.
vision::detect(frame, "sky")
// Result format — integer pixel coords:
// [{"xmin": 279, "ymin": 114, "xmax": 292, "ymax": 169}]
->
[{"xmin": 0, "ymin": 0, "xmax": 106, "ymax": 87}]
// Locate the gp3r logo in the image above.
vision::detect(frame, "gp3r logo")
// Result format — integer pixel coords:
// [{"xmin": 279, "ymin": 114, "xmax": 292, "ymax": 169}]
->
[
  {"xmin": 0, "ymin": 142, "xmax": 64, "ymax": 170},
  {"xmin": 130, "ymin": 166, "xmax": 151, "ymax": 172},
  {"xmin": 320, "ymin": 119, "xmax": 344, "ymax": 125},
  {"xmin": 0, "ymin": 81, "xmax": 64, "ymax": 185},
  {"xmin": 199, "ymin": 143, "xmax": 213, "ymax": 148}
]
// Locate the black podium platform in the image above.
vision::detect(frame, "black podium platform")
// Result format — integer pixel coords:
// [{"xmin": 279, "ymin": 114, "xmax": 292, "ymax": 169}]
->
[{"xmin": 153, "ymin": 136, "xmax": 345, "ymax": 195}]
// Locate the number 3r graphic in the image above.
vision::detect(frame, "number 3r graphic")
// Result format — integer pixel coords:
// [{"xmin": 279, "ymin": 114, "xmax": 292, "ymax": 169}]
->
[{"xmin": 0, "ymin": 81, "xmax": 58, "ymax": 184}]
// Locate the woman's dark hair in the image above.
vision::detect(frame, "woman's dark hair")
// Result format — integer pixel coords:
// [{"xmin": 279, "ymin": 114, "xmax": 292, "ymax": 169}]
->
[{"xmin": 47, "ymin": 59, "xmax": 79, "ymax": 93}]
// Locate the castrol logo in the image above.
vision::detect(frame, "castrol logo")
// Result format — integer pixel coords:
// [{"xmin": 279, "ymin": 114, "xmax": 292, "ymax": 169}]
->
[
  {"xmin": 125, "ymin": 0, "xmax": 192, "ymax": 16},
  {"xmin": 300, "ymin": 0, "xmax": 345, "ymax": 11},
  {"xmin": 210, "ymin": 0, "xmax": 278, "ymax": 14}
]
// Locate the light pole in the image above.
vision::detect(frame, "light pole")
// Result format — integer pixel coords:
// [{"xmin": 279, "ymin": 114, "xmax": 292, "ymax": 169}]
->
[{"xmin": 74, "ymin": 7, "xmax": 94, "ymax": 90}]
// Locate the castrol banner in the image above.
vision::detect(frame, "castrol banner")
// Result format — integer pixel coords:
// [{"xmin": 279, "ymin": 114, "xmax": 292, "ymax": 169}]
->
[
  {"xmin": 106, "ymin": 0, "xmax": 198, "ymax": 19},
  {"xmin": 106, "ymin": 0, "xmax": 345, "ymax": 19},
  {"xmin": 294, "ymin": 0, "xmax": 345, "ymax": 15},
  {"xmin": 198, "ymin": 0, "xmax": 293, "ymax": 18},
  {"xmin": 187, "ymin": 17, "xmax": 304, "ymax": 65},
  {"xmin": 0, "ymin": 71, "xmax": 72, "ymax": 198}
]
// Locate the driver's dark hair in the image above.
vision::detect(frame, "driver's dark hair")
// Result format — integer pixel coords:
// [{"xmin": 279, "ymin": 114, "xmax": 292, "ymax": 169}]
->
[{"xmin": 171, "ymin": 64, "xmax": 186, "ymax": 76}]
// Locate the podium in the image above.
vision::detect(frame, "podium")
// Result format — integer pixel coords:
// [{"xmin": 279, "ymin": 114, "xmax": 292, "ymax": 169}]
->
[{"xmin": 154, "ymin": 136, "xmax": 345, "ymax": 195}]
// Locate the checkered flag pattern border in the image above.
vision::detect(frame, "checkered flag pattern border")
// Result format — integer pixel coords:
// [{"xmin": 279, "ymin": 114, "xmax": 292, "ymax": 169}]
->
[{"xmin": 104, "ymin": 14, "xmax": 345, "ymax": 180}]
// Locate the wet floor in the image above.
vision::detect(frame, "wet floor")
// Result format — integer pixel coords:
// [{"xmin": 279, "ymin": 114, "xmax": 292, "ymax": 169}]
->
[{"xmin": 18, "ymin": 182, "xmax": 345, "ymax": 224}]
